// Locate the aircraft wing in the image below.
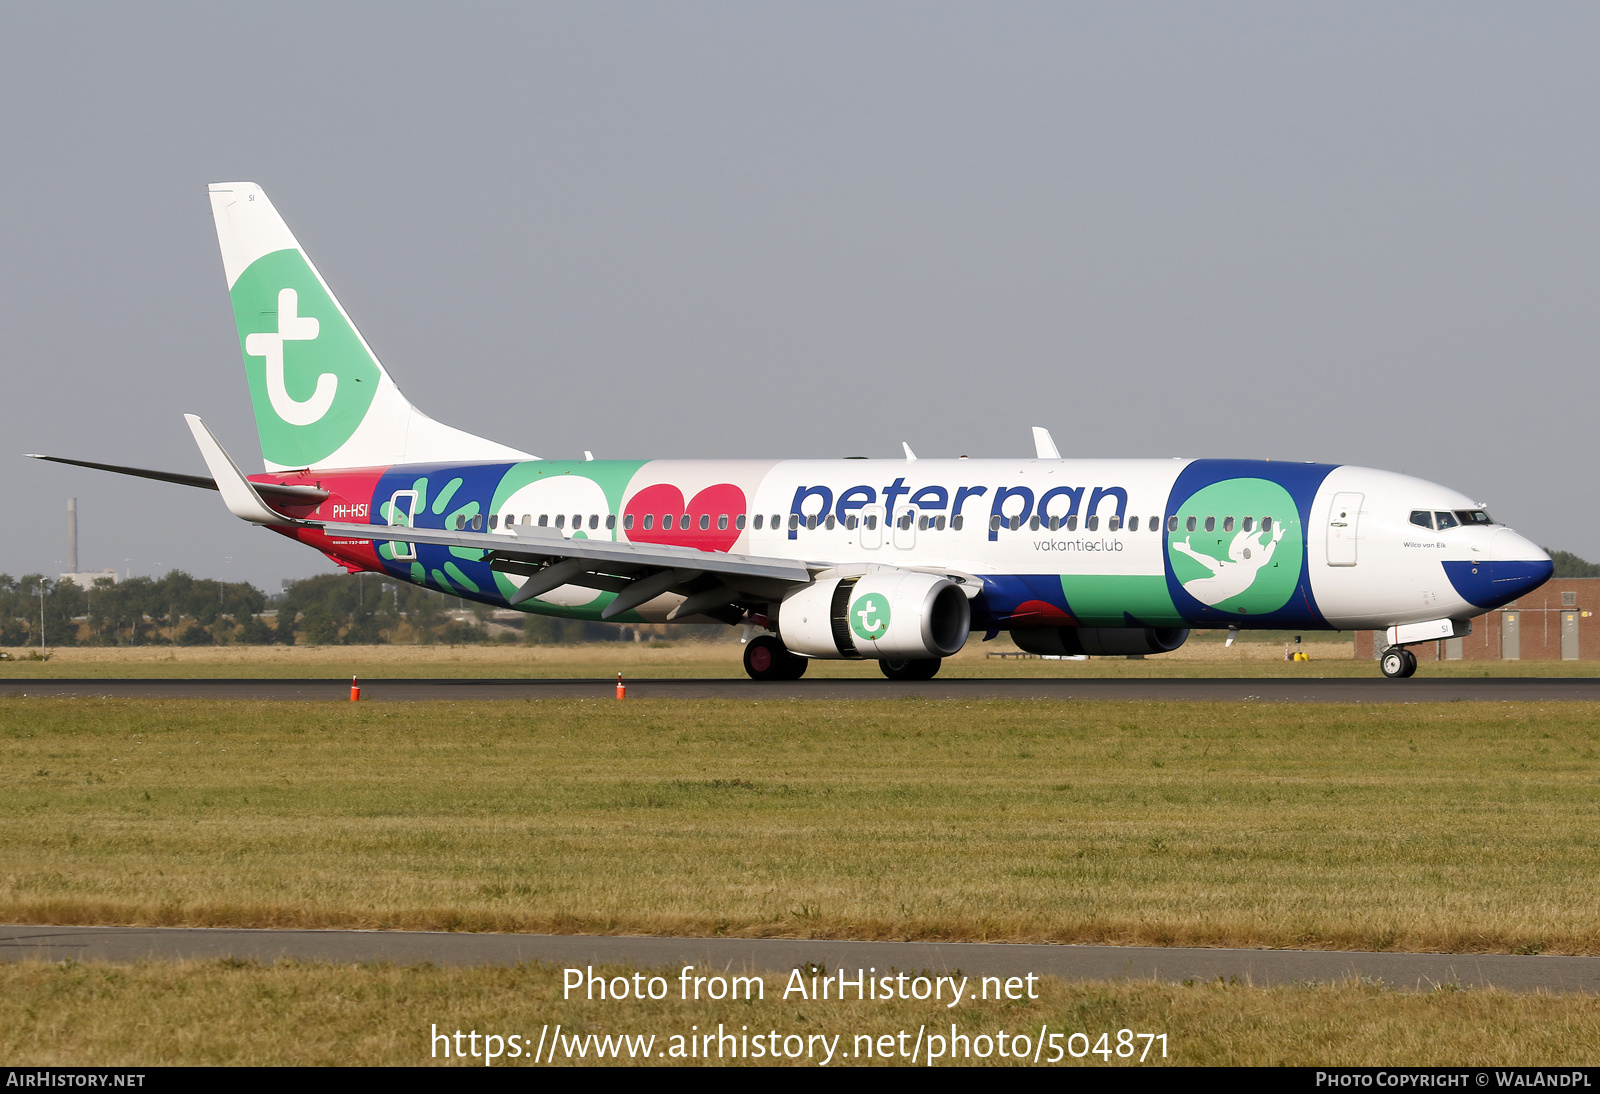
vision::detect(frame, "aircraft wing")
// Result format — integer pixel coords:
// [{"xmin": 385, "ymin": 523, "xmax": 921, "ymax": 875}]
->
[{"xmin": 313, "ymin": 519, "xmax": 814, "ymax": 620}]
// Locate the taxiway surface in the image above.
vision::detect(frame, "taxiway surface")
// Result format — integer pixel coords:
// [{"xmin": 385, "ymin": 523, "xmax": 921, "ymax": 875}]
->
[{"xmin": 3, "ymin": 677, "xmax": 1598, "ymax": 701}]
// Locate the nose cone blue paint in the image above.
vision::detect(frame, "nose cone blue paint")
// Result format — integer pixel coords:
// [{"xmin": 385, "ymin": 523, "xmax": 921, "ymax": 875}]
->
[{"xmin": 1442, "ymin": 559, "xmax": 1554, "ymax": 610}]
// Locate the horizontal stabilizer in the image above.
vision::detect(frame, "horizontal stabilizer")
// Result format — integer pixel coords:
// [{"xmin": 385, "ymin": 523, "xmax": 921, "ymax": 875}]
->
[{"xmin": 26, "ymin": 453, "xmax": 327, "ymax": 505}]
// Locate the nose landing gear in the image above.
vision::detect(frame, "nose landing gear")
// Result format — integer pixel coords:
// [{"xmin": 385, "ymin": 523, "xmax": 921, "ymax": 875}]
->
[{"xmin": 1379, "ymin": 646, "xmax": 1418, "ymax": 679}]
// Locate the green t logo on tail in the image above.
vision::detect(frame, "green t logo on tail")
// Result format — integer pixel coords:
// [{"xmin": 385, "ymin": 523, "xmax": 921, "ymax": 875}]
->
[
  {"xmin": 851, "ymin": 592, "xmax": 891, "ymax": 641},
  {"xmin": 230, "ymin": 249, "xmax": 380, "ymax": 467}
]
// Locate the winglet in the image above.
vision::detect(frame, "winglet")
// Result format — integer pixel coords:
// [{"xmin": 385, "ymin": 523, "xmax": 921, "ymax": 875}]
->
[
  {"xmin": 1031, "ymin": 426, "xmax": 1061, "ymax": 460},
  {"xmin": 902, "ymin": 441, "xmax": 918, "ymax": 462},
  {"xmin": 184, "ymin": 414, "xmax": 294, "ymax": 526}
]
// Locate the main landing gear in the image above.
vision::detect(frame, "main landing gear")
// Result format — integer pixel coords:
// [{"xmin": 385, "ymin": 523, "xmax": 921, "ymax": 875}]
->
[
  {"xmin": 1379, "ymin": 646, "xmax": 1418, "ymax": 679},
  {"xmin": 879, "ymin": 658, "xmax": 942, "ymax": 681},
  {"xmin": 743, "ymin": 635, "xmax": 808, "ymax": 681}
]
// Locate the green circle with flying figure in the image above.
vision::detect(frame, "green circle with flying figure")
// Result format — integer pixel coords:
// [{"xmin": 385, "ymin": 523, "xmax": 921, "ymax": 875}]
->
[
  {"xmin": 1167, "ymin": 478, "xmax": 1302, "ymax": 615},
  {"xmin": 850, "ymin": 592, "xmax": 891, "ymax": 641}
]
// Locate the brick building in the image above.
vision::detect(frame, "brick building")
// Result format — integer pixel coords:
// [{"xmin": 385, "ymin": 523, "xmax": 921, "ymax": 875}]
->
[{"xmin": 1353, "ymin": 577, "xmax": 1599, "ymax": 661}]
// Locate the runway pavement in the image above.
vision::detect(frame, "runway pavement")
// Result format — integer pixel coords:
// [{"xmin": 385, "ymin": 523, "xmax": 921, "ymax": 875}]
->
[
  {"xmin": 2, "ymin": 926, "xmax": 1596, "ymax": 993},
  {"xmin": 2, "ymin": 676, "xmax": 1599, "ymax": 701}
]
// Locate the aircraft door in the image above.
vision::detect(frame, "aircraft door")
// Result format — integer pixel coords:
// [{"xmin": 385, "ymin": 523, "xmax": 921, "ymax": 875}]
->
[
  {"xmin": 1326, "ymin": 492, "xmax": 1363, "ymax": 566},
  {"xmin": 892, "ymin": 505, "xmax": 917, "ymax": 550},
  {"xmin": 387, "ymin": 489, "xmax": 418, "ymax": 561},
  {"xmin": 859, "ymin": 504, "xmax": 884, "ymax": 549}
]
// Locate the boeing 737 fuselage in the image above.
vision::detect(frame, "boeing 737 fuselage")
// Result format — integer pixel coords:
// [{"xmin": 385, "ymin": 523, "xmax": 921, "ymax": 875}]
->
[{"xmin": 32, "ymin": 184, "xmax": 1553, "ymax": 680}]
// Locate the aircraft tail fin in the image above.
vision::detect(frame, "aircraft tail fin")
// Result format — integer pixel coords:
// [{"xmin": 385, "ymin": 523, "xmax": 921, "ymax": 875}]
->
[{"xmin": 208, "ymin": 182, "xmax": 533, "ymax": 472}]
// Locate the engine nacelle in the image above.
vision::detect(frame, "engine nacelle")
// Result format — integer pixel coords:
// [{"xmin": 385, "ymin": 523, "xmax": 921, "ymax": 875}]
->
[
  {"xmin": 1011, "ymin": 625, "xmax": 1190, "ymax": 657},
  {"xmin": 779, "ymin": 570, "xmax": 971, "ymax": 660}
]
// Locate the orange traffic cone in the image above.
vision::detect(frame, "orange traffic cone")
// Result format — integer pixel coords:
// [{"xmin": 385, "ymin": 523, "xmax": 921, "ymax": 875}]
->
[
  {"xmin": 615, "ymin": 672, "xmax": 626, "ymax": 700},
  {"xmin": 350, "ymin": 675, "xmax": 361, "ymax": 702}
]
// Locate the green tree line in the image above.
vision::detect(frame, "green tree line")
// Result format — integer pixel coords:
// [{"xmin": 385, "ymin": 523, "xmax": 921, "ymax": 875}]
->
[{"xmin": 0, "ymin": 570, "xmax": 683, "ymax": 648}]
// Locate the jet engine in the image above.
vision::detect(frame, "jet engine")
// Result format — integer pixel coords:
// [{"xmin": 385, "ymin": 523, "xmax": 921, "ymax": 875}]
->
[
  {"xmin": 1011, "ymin": 626, "xmax": 1190, "ymax": 657},
  {"xmin": 779, "ymin": 570, "xmax": 971, "ymax": 660}
]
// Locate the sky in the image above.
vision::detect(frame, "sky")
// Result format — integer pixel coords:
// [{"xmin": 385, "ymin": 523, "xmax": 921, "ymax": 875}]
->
[{"xmin": 2, "ymin": 3, "xmax": 1596, "ymax": 590}]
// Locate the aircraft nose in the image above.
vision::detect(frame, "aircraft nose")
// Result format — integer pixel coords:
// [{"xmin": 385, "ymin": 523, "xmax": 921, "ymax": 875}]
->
[
  {"xmin": 1491, "ymin": 529, "xmax": 1549, "ymax": 564},
  {"xmin": 1443, "ymin": 532, "xmax": 1552, "ymax": 610}
]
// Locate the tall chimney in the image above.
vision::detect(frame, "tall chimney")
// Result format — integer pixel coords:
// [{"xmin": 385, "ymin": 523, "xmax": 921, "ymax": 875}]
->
[{"xmin": 67, "ymin": 497, "xmax": 78, "ymax": 574}]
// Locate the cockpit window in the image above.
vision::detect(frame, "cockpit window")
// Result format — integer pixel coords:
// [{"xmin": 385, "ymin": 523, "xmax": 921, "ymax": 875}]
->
[
  {"xmin": 1434, "ymin": 511, "xmax": 1459, "ymax": 531},
  {"xmin": 1409, "ymin": 510, "xmax": 1434, "ymax": 530},
  {"xmin": 1455, "ymin": 509, "xmax": 1493, "ymax": 526}
]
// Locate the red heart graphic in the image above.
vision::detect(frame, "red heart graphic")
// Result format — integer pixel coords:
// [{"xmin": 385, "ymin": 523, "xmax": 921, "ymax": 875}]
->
[{"xmin": 624, "ymin": 483, "xmax": 747, "ymax": 553}]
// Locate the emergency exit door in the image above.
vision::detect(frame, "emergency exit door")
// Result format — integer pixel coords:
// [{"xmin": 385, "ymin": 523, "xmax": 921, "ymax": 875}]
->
[{"xmin": 387, "ymin": 489, "xmax": 418, "ymax": 561}]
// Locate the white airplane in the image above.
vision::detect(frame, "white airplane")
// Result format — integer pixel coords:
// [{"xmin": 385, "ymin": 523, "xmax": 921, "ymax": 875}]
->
[{"xmin": 31, "ymin": 183, "xmax": 1553, "ymax": 680}]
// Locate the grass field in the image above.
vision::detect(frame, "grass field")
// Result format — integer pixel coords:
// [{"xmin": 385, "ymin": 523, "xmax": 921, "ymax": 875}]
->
[
  {"xmin": 3, "ymin": 695, "xmax": 1598, "ymax": 954},
  {"xmin": 2, "ymin": 637, "xmax": 1595, "ymax": 678},
  {"xmin": 4, "ymin": 959, "xmax": 1597, "ymax": 1066}
]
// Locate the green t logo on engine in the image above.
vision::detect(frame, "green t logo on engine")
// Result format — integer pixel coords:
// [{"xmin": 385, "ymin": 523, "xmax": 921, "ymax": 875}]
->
[{"xmin": 850, "ymin": 592, "xmax": 891, "ymax": 641}]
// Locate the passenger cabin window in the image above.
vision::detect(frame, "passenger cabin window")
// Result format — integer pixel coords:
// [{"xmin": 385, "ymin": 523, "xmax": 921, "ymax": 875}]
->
[
  {"xmin": 1222, "ymin": 516, "xmax": 1234, "ymax": 532},
  {"xmin": 1185, "ymin": 517, "xmax": 1197, "ymax": 532},
  {"xmin": 662, "ymin": 515, "xmax": 673, "ymax": 530},
  {"xmin": 606, "ymin": 514, "xmax": 616, "ymax": 530},
  {"xmin": 700, "ymin": 514, "xmax": 711, "ymax": 530},
  {"xmin": 454, "ymin": 515, "xmax": 465, "ymax": 529},
  {"xmin": 1434, "ymin": 511, "xmax": 1459, "ymax": 530},
  {"xmin": 1150, "ymin": 516, "xmax": 1159, "ymax": 532},
  {"xmin": 1086, "ymin": 515, "xmax": 1099, "ymax": 531},
  {"xmin": 1026, "ymin": 516, "xmax": 1038, "ymax": 531},
  {"xmin": 1128, "ymin": 516, "xmax": 1140, "ymax": 531},
  {"xmin": 934, "ymin": 515, "xmax": 946, "ymax": 530},
  {"xmin": 1108, "ymin": 515, "xmax": 1121, "ymax": 531},
  {"xmin": 845, "ymin": 515, "xmax": 859, "ymax": 530},
  {"xmin": 866, "ymin": 515, "xmax": 879, "ymax": 530},
  {"xmin": 622, "ymin": 514, "xmax": 633, "ymax": 530},
  {"xmin": 752, "ymin": 514, "xmax": 763, "ymax": 530},
  {"xmin": 772, "ymin": 514, "xmax": 781, "ymax": 529},
  {"xmin": 717, "ymin": 514, "xmax": 728, "ymax": 530},
  {"xmin": 735, "ymin": 514, "xmax": 746, "ymax": 530},
  {"xmin": 1243, "ymin": 516, "xmax": 1254, "ymax": 532},
  {"xmin": 488, "ymin": 514, "xmax": 498, "ymax": 529},
  {"xmin": 1204, "ymin": 516, "xmax": 1215, "ymax": 532},
  {"xmin": 825, "ymin": 515, "xmax": 836, "ymax": 530},
  {"xmin": 554, "ymin": 514, "xmax": 564, "ymax": 529},
  {"xmin": 1168, "ymin": 516, "xmax": 1179, "ymax": 533},
  {"xmin": 589, "ymin": 514, "xmax": 599, "ymax": 530},
  {"xmin": 1066, "ymin": 515, "xmax": 1078, "ymax": 531},
  {"xmin": 1410, "ymin": 510, "xmax": 1434, "ymax": 530},
  {"xmin": 642, "ymin": 514, "xmax": 653, "ymax": 530},
  {"xmin": 1262, "ymin": 517, "xmax": 1273, "ymax": 532},
  {"xmin": 951, "ymin": 515, "xmax": 963, "ymax": 530}
]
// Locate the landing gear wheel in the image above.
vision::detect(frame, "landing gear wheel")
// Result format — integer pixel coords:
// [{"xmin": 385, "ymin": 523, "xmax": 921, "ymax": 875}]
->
[
  {"xmin": 744, "ymin": 635, "xmax": 807, "ymax": 681},
  {"xmin": 1380, "ymin": 647, "xmax": 1417, "ymax": 679},
  {"xmin": 879, "ymin": 658, "xmax": 942, "ymax": 681}
]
